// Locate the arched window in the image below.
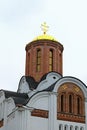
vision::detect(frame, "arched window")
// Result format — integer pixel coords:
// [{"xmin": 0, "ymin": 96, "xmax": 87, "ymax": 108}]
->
[
  {"xmin": 80, "ymin": 127, "xmax": 84, "ymax": 130},
  {"xmin": 61, "ymin": 94, "xmax": 64, "ymax": 112},
  {"xmin": 64, "ymin": 125, "xmax": 68, "ymax": 130},
  {"xmin": 75, "ymin": 126, "xmax": 79, "ymax": 130},
  {"xmin": 69, "ymin": 94, "xmax": 73, "ymax": 113},
  {"xmin": 36, "ymin": 49, "xmax": 41, "ymax": 72},
  {"xmin": 77, "ymin": 96, "xmax": 81, "ymax": 114},
  {"xmin": 59, "ymin": 124, "xmax": 62, "ymax": 130},
  {"xmin": 70, "ymin": 125, "xmax": 73, "ymax": 130},
  {"xmin": 49, "ymin": 49, "xmax": 53, "ymax": 71}
]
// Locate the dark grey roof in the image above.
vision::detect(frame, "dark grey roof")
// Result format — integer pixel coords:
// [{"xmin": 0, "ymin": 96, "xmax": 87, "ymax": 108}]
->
[
  {"xmin": 2, "ymin": 90, "xmax": 29, "ymax": 105},
  {"xmin": 25, "ymin": 76, "xmax": 39, "ymax": 90},
  {"xmin": 12, "ymin": 97, "xmax": 28, "ymax": 105},
  {"xmin": 1, "ymin": 72, "xmax": 86, "ymax": 106},
  {"xmin": 25, "ymin": 75, "xmax": 56, "ymax": 92},
  {"xmin": 1, "ymin": 72, "xmax": 62, "ymax": 105},
  {"xmin": 39, "ymin": 73, "xmax": 48, "ymax": 82},
  {"xmin": 25, "ymin": 71, "xmax": 62, "ymax": 90}
]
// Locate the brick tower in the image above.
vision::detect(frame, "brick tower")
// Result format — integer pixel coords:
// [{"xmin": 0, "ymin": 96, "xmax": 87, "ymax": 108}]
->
[{"xmin": 25, "ymin": 23, "xmax": 64, "ymax": 81}]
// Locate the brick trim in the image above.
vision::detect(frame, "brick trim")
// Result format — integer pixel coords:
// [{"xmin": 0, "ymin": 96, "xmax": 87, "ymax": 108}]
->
[
  {"xmin": 31, "ymin": 109, "xmax": 49, "ymax": 118},
  {"xmin": 57, "ymin": 112, "xmax": 85, "ymax": 123},
  {"xmin": 0, "ymin": 120, "xmax": 3, "ymax": 128}
]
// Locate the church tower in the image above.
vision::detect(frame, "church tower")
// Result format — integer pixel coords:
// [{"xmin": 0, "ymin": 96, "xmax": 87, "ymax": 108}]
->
[{"xmin": 25, "ymin": 23, "xmax": 64, "ymax": 81}]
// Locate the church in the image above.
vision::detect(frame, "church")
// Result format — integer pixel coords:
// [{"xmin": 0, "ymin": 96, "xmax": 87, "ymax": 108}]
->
[{"xmin": 0, "ymin": 23, "xmax": 86, "ymax": 130}]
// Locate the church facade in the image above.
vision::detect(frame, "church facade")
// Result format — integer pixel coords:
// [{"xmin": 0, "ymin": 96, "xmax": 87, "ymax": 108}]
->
[{"xmin": 0, "ymin": 23, "xmax": 87, "ymax": 130}]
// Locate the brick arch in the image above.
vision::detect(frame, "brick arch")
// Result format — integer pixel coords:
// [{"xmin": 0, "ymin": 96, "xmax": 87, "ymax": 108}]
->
[{"xmin": 57, "ymin": 82, "xmax": 85, "ymax": 123}]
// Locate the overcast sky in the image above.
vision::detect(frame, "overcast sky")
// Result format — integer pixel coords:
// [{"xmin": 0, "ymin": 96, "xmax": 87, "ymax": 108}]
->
[{"xmin": 0, "ymin": 0, "xmax": 87, "ymax": 91}]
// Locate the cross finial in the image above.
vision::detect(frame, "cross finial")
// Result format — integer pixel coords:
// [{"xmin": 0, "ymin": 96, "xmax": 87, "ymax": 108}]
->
[{"xmin": 41, "ymin": 22, "xmax": 49, "ymax": 34}]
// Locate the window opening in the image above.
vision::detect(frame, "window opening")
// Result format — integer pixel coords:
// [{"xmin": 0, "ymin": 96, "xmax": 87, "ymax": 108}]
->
[
  {"xmin": 69, "ymin": 95, "xmax": 73, "ymax": 113},
  {"xmin": 36, "ymin": 49, "xmax": 41, "ymax": 72},
  {"xmin": 61, "ymin": 95, "xmax": 64, "ymax": 112},
  {"xmin": 77, "ymin": 97, "xmax": 81, "ymax": 114},
  {"xmin": 49, "ymin": 49, "xmax": 53, "ymax": 71},
  {"xmin": 59, "ymin": 124, "xmax": 62, "ymax": 130}
]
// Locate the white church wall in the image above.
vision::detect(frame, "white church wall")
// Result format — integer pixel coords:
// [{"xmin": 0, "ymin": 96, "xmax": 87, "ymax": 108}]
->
[
  {"xmin": 6, "ymin": 109, "xmax": 25, "ymax": 130},
  {"xmin": 85, "ymin": 100, "xmax": 87, "ymax": 130},
  {"xmin": 18, "ymin": 79, "xmax": 29, "ymax": 93},
  {"xmin": 0, "ymin": 91, "xmax": 5, "ymax": 104},
  {"xmin": 48, "ymin": 92, "xmax": 57, "ymax": 130},
  {"xmin": 7, "ymin": 108, "xmax": 32, "ymax": 130},
  {"xmin": 0, "ymin": 127, "xmax": 3, "ymax": 130},
  {"xmin": 6, "ymin": 98, "xmax": 15, "ymax": 116},
  {"xmin": 28, "ymin": 92, "xmax": 49, "ymax": 110},
  {"xmin": 31, "ymin": 116, "xmax": 48, "ymax": 130},
  {"xmin": 7, "ymin": 112, "xmax": 16, "ymax": 130},
  {"xmin": 0, "ymin": 92, "xmax": 5, "ymax": 120},
  {"xmin": 29, "ymin": 96, "xmax": 49, "ymax": 109},
  {"xmin": 0, "ymin": 102, "xmax": 4, "ymax": 120}
]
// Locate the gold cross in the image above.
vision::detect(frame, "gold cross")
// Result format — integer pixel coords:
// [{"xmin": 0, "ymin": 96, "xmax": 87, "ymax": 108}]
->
[{"xmin": 41, "ymin": 22, "xmax": 49, "ymax": 34}]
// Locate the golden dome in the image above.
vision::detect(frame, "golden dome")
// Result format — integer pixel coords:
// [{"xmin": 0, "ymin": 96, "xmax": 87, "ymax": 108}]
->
[
  {"xmin": 33, "ymin": 22, "xmax": 58, "ymax": 42},
  {"xmin": 33, "ymin": 34, "xmax": 57, "ymax": 42}
]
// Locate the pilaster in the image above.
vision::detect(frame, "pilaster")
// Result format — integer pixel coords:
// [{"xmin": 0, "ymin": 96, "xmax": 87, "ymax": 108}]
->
[
  {"xmin": 48, "ymin": 92, "xmax": 57, "ymax": 130},
  {"xmin": 85, "ymin": 98, "xmax": 87, "ymax": 130}
]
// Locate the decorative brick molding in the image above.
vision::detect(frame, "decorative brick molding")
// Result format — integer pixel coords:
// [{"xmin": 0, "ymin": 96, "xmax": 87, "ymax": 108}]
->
[
  {"xmin": 57, "ymin": 112, "xmax": 85, "ymax": 123},
  {"xmin": 0, "ymin": 120, "xmax": 3, "ymax": 128},
  {"xmin": 31, "ymin": 109, "xmax": 49, "ymax": 118}
]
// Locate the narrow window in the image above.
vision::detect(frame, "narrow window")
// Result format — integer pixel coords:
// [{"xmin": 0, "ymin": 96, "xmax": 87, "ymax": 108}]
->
[
  {"xmin": 69, "ymin": 95, "xmax": 73, "ymax": 113},
  {"xmin": 36, "ymin": 49, "xmax": 41, "ymax": 72},
  {"xmin": 28, "ymin": 53, "xmax": 30, "ymax": 74},
  {"xmin": 75, "ymin": 126, "xmax": 78, "ymax": 130},
  {"xmin": 61, "ymin": 95, "xmax": 64, "ymax": 112},
  {"xmin": 49, "ymin": 49, "xmax": 53, "ymax": 71},
  {"xmin": 77, "ymin": 97, "xmax": 81, "ymax": 114},
  {"xmin": 59, "ymin": 124, "xmax": 62, "ymax": 130},
  {"xmin": 64, "ymin": 125, "xmax": 68, "ymax": 130},
  {"xmin": 77, "ymin": 97, "xmax": 80, "ymax": 114},
  {"xmin": 65, "ymin": 126, "xmax": 66, "ymax": 130},
  {"xmin": 70, "ymin": 126, "xmax": 73, "ymax": 130},
  {"xmin": 80, "ymin": 127, "xmax": 84, "ymax": 130}
]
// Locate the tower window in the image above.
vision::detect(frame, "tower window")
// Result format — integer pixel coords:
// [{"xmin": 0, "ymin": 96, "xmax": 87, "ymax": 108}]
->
[
  {"xmin": 36, "ymin": 49, "xmax": 41, "ymax": 72},
  {"xmin": 28, "ymin": 53, "xmax": 30, "ymax": 74},
  {"xmin": 49, "ymin": 49, "xmax": 53, "ymax": 71}
]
